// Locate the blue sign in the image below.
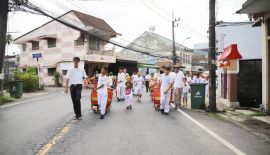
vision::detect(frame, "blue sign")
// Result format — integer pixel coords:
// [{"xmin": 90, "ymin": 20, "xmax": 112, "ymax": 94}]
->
[{"xmin": 33, "ymin": 53, "xmax": 42, "ymax": 58}]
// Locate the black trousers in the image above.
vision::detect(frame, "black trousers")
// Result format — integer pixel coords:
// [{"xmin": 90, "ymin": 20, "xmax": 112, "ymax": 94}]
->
[
  {"xmin": 70, "ymin": 85, "xmax": 82, "ymax": 117},
  {"xmin": 145, "ymin": 81, "xmax": 149, "ymax": 92}
]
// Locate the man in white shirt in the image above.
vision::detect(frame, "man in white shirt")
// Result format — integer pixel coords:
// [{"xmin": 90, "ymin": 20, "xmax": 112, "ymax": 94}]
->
[
  {"xmin": 145, "ymin": 72, "xmax": 151, "ymax": 92},
  {"xmin": 65, "ymin": 57, "xmax": 88, "ymax": 120},
  {"xmin": 173, "ymin": 65, "xmax": 185, "ymax": 110},
  {"xmin": 117, "ymin": 67, "xmax": 126, "ymax": 102},
  {"xmin": 94, "ymin": 67, "xmax": 108, "ymax": 119},
  {"xmin": 160, "ymin": 66, "xmax": 174, "ymax": 114}
]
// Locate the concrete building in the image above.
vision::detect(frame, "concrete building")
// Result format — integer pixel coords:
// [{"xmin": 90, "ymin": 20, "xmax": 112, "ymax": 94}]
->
[
  {"xmin": 15, "ymin": 10, "xmax": 117, "ymax": 85},
  {"xmin": 116, "ymin": 31, "xmax": 192, "ymax": 73},
  {"xmin": 237, "ymin": 0, "xmax": 270, "ymax": 113},
  {"xmin": 216, "ymin": 22, "xmax": 262, "ymax": 108},
  {"xmin": 192, "ymin": 43, "xmax": 208, "ymax": 73}
]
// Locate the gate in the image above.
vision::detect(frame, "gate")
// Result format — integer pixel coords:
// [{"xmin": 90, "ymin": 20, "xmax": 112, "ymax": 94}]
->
[{"xmin": 237, "ymin": 59, "xmax": 262, "ymax": 107}]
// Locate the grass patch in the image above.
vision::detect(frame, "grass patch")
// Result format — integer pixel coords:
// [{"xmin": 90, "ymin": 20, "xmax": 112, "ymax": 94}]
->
[
  {"xmin": 247, "ymin": 111, "xmax": 267, "ymax": 117},
  {"xmin": 0, "ymin": 96, "xmax": 15, "ymax": 105},
  {"xmin": 209, "ymin": 112, "xmax": 229, "ymax": 122}
]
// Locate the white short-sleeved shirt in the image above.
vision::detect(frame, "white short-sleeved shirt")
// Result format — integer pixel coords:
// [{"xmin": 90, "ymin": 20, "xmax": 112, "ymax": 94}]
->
[
  {"xmin": 183, "ymin": 82, "xmax": 190, "ymax": 93},
  {"xmin": 97, "ymin": 75, "xmax": 108, "ymax": 94},
  {"xmin": 132, "ymin": 74, "xmax": 138, "ymax": 81},
  {"xmin": 135, "ymin": 77, "xmax": 144, "ymax": 86},
  {"xmin": 66, "ymin": 68, "xmax": 87, "ymax": 86},
  {"xmin": 117, "ymin": 72, "xmax": 126, "ymax": 86},
  {"xmin": 192, "ymin": 76, "xmax": 200, "ymax": 83},
  {"xmin": 145, "ymin": 75, "xmax": 151, "ymax": 81},
  {"xmin": 173, "ymin": 71, "xmax": 185, "ymax": 88},
  {"xmin": 160, "ymin": 74, "xmax": 173, "ymax": 92}
]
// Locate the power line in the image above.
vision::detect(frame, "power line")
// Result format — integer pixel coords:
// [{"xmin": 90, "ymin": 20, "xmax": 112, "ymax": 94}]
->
[
  {"xmin": 31, "ymin": 0, "xmax": 185, "ymax": 56},
  {"xmin": 147, "ymin": 0, "xmax": 171, "ymax": 17},
  {"xmin": 18, "ymin": 1, "xmax": 175, "ymax": 59},
  {"xmin": 139, "ymin": 0, "xmax": 171, "ymax": 22}
]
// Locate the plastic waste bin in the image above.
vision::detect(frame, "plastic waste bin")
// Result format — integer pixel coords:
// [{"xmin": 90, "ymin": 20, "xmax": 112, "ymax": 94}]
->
[
  {"xmin": 189, "ymin": 83, "xmax": 206, "ymax": 109},
  {"xmin": 8, "ymin": 80, "xmax": 23, "ymax": 98}
]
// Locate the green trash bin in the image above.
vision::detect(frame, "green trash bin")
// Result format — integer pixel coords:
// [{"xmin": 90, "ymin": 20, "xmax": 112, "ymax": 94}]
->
[
  {"xmin": 190, "ymin": 83, "xmax": 206, "ymax": 109},
  {"xmin": 8, "ymin": 80, "xmax": 24, "ymax": 99}
]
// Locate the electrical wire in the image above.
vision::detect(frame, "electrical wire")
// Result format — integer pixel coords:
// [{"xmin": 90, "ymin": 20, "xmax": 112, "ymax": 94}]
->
[
  {"xmin": 20, "ymin": 1, "xmax": 175, "ymax": 59},
  {"xmin": 139, "ymin": 0, "xmax": 171, "ymax": 22},
  {"xmin": 30, "ymin": 0, "xmax": 187, "ymax": 56},
  {"xmin": 147, "ymin": 0, "xmax": 171, "ymax": 17}
]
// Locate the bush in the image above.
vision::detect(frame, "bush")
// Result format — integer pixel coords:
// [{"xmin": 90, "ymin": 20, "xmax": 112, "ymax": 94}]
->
[
  {"xmin": 13, "ymin": 67, "xmax": 39, "ymax": 92},
  {"xmin": 53, "ymin": 71, "xmax": 61, "ymax": 87},
  {"xmin": 0, "ymin": 96, "xmax": 15, "ymax": 105}
]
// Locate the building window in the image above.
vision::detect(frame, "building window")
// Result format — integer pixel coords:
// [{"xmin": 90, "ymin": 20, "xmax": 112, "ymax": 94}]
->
[
  {"xmin": 74, "ymin": 34, "xmax": 85, "ymax": 46},
  {"xmin": 89, "ymin": 36, "xmax": 100, "ymax": 51},
  {"xmin": 32, "ymin": 41, "xmax": 39, "ymax": 50},
  {"xmin": 74, "ymin": 39, "xmax": 84, "ymax": 46},
  {"xmin": 48, "ymin": 38, "xmax": 56, "ymax": 48},
  {"xmin": 48, "ymin": 68, "xmax": 56, "ymax": 76},
  {"xmin": 22, "ymin": 44, "xmax": 26, "ymax": 52}
]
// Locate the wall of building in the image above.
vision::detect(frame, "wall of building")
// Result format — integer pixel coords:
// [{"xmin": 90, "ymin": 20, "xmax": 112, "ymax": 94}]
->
[
  {"xmin": 262, "ymin": 15, "xmax": 270, "ymax": 113},
  {"xmin": 217, "ymin": 23, "xmax": 263, "ymax": 60},
  {"xmin": 16, "ymin": 12, "xmax": 115, "ymax": 85}
]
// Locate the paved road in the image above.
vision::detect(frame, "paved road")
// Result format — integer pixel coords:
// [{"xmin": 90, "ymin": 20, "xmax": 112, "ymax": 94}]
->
[
  {"xmin": 0, "ymin": 90, "xmax": 89, "ymax": 155},
  {"xmin": 0, "ymin": 89, "xmax": 269, "ymax": 155}
]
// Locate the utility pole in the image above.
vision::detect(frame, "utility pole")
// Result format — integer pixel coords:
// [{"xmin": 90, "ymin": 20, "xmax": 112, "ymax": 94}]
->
[
  {"xmin": 0, "ymin": 0, "xmax": 9, "ymax": 96},
  {"xmin": 208, "ymin": 0, "xmax": 216, "ymax": 112},
  {"xmin": 172, "ymin": 11, "xmax": 180, "ymax": 65}
]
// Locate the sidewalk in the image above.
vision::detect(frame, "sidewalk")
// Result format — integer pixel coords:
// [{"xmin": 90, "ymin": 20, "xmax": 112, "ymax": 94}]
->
[
  {"xmin": 182, "ymin": 93, "xmax": 270, "ymax": 141},
  {"xmin": 2, "ymin": 87, "xmax": 63, "ymax": 106}
]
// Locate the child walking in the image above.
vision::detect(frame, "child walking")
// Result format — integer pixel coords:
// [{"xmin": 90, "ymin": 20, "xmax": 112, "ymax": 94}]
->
[
  {"xmin": 182, "ymin": 78, "xmax": 190, "ymax": 107},
  {"xmin": 125, "ymin": 76, "xmax": 133, "ymax": 110},
  {"xmin": 134, "ymin": 73, "xmax": 144, "ymax": 102}
]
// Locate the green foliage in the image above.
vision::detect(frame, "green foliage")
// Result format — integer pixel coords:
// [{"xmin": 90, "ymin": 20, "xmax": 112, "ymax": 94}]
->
[
  {"xmin": 0, "ymin": 96, "xmax": 15, "ymax": 105},
  {"xmin": 53, "ymin": 71, "xmax": 61, "ymax": 87},
  {"xmin": 13, "ymin": 67, "xmax": 39, "ymax": 92}
]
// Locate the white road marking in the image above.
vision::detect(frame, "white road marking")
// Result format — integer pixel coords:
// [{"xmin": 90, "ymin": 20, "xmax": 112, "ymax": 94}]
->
[
  {"xmin": 0, "ymin": 93, "xmax": 61, "ymax": 109},
  {"xmin": 172, "ymin": 105, "xmax": 246, "ymax": 155}
]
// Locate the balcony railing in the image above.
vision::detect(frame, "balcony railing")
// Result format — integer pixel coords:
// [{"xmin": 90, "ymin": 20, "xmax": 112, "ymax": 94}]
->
[{"xmin": 87, "ymin": 50, "xmax": 114, "ymax": 56}]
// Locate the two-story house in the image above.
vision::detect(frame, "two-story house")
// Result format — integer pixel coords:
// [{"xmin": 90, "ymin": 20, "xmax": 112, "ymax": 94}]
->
[{"xmin": 15, "ymin": 10, "xmax": 117, "ymax": 85}]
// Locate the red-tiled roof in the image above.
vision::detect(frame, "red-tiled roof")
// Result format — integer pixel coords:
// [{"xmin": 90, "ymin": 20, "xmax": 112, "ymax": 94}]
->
[{"xmin": 72, "ymin": 10, "xmax": 116, "ymax": 36}]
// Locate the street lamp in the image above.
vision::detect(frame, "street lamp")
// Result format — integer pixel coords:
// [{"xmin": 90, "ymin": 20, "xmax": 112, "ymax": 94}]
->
[{"xmin": 181, "ymin": 37, "xmax": 191, "ymax": 45}]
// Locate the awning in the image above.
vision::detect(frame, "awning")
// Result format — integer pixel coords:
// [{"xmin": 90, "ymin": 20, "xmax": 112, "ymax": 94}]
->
[
  {"xmin": 137, "ymin": 64, "xmax": 160, "ymax": 69},
  {"xmin": 218, "ymin": 44, "xmax": 242, "ymax": 61},
  {"xmin": 14, "ymin": 38, "xmax": 39, "ymax": 44},
  {"xmin": 236, "ymin": 0, "xmax": 270, "ymax": 14},
  {"xmin": 37, "ymin": 34, "xmax": 57, "ymax": 39}
]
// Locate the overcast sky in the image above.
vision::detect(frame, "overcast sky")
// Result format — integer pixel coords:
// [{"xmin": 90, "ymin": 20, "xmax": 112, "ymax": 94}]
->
[{"xmin": 7, "ymin": 0, "xmax": 248, "ymax": 55}]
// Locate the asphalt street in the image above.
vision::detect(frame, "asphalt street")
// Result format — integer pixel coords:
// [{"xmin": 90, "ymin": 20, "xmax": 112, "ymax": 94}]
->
[{"xmin": 0, "ymin": 89, "xmax": 269, "ymax": 155}]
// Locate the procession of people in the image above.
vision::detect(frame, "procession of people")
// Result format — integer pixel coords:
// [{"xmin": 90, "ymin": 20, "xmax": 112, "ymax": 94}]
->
[{"xmin": 64, "ymin": 57, "xmax": 209, "ymax": 120}]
